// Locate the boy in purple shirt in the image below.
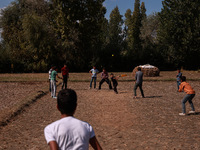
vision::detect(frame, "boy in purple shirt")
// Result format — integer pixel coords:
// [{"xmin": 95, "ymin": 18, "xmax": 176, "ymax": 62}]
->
[{"xmin": 98, "ymin": 68, "xmax": 112, "ymax": 90}]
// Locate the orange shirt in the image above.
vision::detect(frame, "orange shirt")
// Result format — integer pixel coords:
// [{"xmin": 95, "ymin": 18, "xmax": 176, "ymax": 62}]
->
[{"xmin": 178, "ymin": 82, "xmax": 195, "ymax": 94}]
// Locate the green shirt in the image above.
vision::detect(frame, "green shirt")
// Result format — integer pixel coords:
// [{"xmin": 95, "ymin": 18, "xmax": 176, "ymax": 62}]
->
[{"xmin": 51, "ymin": 70, "xmax": 57, "ymax": 81}]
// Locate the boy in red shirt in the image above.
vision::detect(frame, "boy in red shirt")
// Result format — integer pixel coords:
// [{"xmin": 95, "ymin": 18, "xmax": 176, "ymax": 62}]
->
[
  {"xmin": 61, "ymin": 64, "xmax": 69, "ymax": 89},
  {"xmin": 178, "ymin": 76, "xmax": 195, "ymax": 116}
]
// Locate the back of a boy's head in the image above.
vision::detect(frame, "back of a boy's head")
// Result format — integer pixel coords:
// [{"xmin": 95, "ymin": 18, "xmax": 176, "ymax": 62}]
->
[
  {"xmin": 53, "ymin": 66, "xmax": 57, "ymax": 70},
  {"xmin": 181, "ymin": 76, "xmax": 186, "ymax": 82},
  {"xmin": 57, "ymin": 89, "xmax": 77, "ymax": 115}
]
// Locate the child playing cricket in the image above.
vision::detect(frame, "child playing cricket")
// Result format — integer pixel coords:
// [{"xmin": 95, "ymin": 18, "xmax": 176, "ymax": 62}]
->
[
  {"xmin": 178, "ymin": 76, "xmax": 196, "ymax": 116},
  {"xmin": 98, "ymin": 68, "xmax": 112, "ymax": 90},
  {"xmin": 134, "ymin": 67, "xmax": 145, "ymax": 98},
  {"xmin": 61, "ymin": 64, "xmax": 69, "ymax": 90},
  {"xmin": 89, "ymin": 66, "xmax": 99, "ymax": 89},
  {"xmin": 110, "ymin": 73, "xmax": 118, "ymax": 94},
  {"xmin": 44, "ymin": 89, "xmax": 102, "ymax": 150},
  {"xmin": 176, "ymin": 69, "xmax": 182, "ymax": 90},
  {"xmin": 51, "ymin": 66, "xmax": 62, "ymax": 99}
]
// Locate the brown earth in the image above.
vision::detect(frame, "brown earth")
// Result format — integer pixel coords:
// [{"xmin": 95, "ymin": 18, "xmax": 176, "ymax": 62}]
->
[{"xmin": 0, "ymin": 73, "xmax": 200, "ymax": 149}]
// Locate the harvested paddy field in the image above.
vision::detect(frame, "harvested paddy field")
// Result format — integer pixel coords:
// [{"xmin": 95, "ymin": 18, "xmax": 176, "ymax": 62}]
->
[{"xmin": 0, "ymin": 71, "xmax": 200, "ymax": 149}]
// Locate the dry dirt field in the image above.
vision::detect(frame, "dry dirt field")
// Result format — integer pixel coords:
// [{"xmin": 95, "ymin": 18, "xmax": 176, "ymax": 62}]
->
[{"xmin": 0, "ymin": 71, "xmax": 200, "ymax": 150}]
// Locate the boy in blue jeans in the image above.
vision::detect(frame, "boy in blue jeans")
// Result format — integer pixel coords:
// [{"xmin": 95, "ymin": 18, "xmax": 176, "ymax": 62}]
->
[
  {"xmin": 176, "ymin": 69, "xmax": 182, "ymax": 90},
  {"xmin": 178, "ymin": 76, "xmax": 195, "ymax": 116},
  {"xmin": 89, "ymin": 66, "xmax": 99, "ymax": 89}
]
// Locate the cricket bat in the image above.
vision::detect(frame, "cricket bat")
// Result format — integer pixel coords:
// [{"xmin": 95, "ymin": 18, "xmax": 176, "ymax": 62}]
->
[{"xmin": 119, "ymin": 74, "xmax": 127, "ymax": 77}]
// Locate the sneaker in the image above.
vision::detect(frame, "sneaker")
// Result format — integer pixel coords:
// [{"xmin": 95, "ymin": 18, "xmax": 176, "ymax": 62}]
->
[
  {"xmin": 89, "ymin": 87, "xmax": 91, "ymax": 89},
  {"xmin": 179, "ymin": 113, "xmax": 186, "ymax": 116},
  {"xmin": 189, "ymin": 111, "xmax": 195, "ymax": 114},
  {"xmin": 53, "ymin": 97, "xmax": 57, "ymax": 99}
]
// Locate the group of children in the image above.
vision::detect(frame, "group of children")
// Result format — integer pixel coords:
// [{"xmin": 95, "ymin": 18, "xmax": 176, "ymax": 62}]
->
[
  {"xmin": 89, "ymin": 66, "xmax": 120, "ymax": 94},
  {"xmin": 49, "ymin": 64, "xmax": 69, "ymax": 99},
  {"xmin": 44, "ymin": 66, "xmax": 197, "ymax": 149},
  {"xmin": 176, "ymin": 69, "xmax": 196, "ymax": 116}
]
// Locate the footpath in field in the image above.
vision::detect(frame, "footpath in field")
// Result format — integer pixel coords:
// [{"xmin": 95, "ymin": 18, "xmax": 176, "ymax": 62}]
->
[{"xmin": 0, "ymin": 81, "xmax": 200, "ymax": 149}]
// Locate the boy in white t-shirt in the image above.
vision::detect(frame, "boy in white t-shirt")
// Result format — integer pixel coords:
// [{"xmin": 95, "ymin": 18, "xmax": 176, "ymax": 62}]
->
[
  {"xmin": 89, "ymin": 66, "xmax": 99, "ymax": 89},
  {"xmin": 44, "ymin": 89, "xmax": 102, "ymax": 150}
]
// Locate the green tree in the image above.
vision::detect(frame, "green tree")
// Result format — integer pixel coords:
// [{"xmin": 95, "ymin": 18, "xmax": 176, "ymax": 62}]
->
[
  {"xmin": 140, "ymin": 2, "xmax": 147, "ymax": 21},
  {"xmin": 124, "ymin": 9, "xmax": 132, "ymax": 49},
  {"xmin": 1, "ymin": 0, "xmax": 56, "ymax": 72},
  {"xmin": 140, "ymin": 13, "xmax": 163, "ymax": 67},
  {"xmin": 0, "ymin": 41, "xmax": 11, "ymax": 72},
  {"xmin": 105, "ymin": 6, "xmax": 123, "ymax": 70},
  {"xmin": 1, "ymin": 0, "xmax": 106, "ymax": 72},
  {"xmin": 158, "ymin": 0, "xmax": 200, "ymax": 69},
  {"xmin": 125, "ymin": 0, "xmax": 143, "ymax": 68},
  {"xmin": 0, "ymin": 1, "xmax": 26, "ymax": 71},
  {"xmin": 50, "ymin": 0, "xmax": 106, "ymax": 71}
]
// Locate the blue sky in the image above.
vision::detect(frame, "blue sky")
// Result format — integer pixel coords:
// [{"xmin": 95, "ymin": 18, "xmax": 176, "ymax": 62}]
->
[
  {"xmin": 104, "ymin": 0, "xmax": 163, "ymax": 19},
  {"xmin": 0, "ymin": 0, "xmax": 163, "ymax": 18},
  {"xmin": 0, "ymin": 0, "xmax": 14, "ymax": 8}
]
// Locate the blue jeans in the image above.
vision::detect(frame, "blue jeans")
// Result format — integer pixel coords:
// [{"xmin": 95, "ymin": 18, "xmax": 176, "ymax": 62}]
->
[
  {"xmin": 90, "ymin": 77, "xmax": 97, "ymax": 88},
  {"xmin": 182, "ymin": 94, "xmax": 195, "ymax": 113}
]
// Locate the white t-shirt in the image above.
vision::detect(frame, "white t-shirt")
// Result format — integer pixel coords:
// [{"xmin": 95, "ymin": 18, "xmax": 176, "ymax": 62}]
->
[
  {"xmin": 44, "ymin": 116, "xmax": 95, "ymax": 150},
  {"xmin": 90, "ymin": 69, "xmax": 99, "ymax": 78},
  {"xmin": 49, "ymin": 68, "xmax": 52, "ymax": 79}
]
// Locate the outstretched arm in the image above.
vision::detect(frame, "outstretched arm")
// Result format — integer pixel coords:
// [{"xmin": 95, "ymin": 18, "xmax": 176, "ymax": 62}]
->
[
  {"xmin": 89, "ymin": 136, "xmax": 102, "ymax": 150},
  {"xmin": 56, "ymin": 74, "xmax": 62, "ymax": 79}
]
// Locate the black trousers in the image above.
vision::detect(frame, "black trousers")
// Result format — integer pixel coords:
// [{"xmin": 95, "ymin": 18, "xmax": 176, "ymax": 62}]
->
[
  {"xmin": 99, "ymin": 78, "xmax": 112, "ymax": 89},
  {"xmin": 113, "ymin": 83, "xmax": 118, "ymax": 93},
  {"xmin": 134, "ymin": 82, "xmax": 144, "ymax": 97},
  {"xmin": 62, "ymin": 75, "xmax": 68, "ymax": 89}
]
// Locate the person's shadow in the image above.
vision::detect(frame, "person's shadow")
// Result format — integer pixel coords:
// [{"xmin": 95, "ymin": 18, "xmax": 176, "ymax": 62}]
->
[
  {"xmin": 188, "ymin": 112, "xmax": 200, "ymax": 116},
  {"xmin": 144, "ymin": 96, "xmax": 162, "ymax": 98}
]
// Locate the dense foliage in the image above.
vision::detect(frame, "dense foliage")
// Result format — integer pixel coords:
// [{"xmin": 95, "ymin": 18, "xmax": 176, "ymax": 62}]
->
[
  {"xmin": 158, "ymin": 0, "xmax": 200, "ymax": 70},
  {"xmin": 0, "ymin": 0, "xmax": 199, "ymax": 72}
]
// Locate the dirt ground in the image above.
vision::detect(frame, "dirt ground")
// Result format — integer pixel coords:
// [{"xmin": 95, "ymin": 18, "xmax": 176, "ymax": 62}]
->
[{"xmin": 0, "ymin": 79, "xmax": 200, "ymax": 149}]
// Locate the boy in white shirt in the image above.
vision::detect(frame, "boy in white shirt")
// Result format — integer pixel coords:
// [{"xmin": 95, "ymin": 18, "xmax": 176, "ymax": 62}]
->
[
  {"xmin": 44, "ymin": 89, "xmax": 102, "ymax": 150},
  {"xmin": 89, "ymin": 66, "xmax": 99, "ymax": 89}
]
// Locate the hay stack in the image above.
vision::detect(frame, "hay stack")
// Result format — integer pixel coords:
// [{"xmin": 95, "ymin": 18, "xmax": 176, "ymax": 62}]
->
[{"xmin": 133, "ymin": 64, "xmax": 160, "ymax": 77}]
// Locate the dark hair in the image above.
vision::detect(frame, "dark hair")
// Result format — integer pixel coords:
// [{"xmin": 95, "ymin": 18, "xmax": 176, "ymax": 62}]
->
[
  {"xmin": 137, "ymin": 67, "xmax": 141, "ymax": 71},
  {"xmin": 53, "ymin": 66, "xmax": 57, "ymax": 70},
  {"xmin": 181, "ymin": 76, "xmax": 186, "ymax": 82},
  {"xmin": 57, "ymin": 89, "xmax": 77, "ymax": 115}
]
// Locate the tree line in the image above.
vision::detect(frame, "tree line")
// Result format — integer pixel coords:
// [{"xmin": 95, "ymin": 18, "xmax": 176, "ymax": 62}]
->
[{"xmin": 0, "ymin": 0, "xmax": 199, "ymax": 73}]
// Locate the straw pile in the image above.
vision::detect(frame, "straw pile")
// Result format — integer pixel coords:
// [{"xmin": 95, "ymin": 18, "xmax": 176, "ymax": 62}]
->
[{"xmin": 133, "ymin": 64, "xmax": 160, "ymax": 77}]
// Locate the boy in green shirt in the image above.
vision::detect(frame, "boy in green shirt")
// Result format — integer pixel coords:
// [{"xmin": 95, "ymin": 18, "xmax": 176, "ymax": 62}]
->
[{"xmin": 51, "ymin": 66, "xmax": 62, "ymax": 98}]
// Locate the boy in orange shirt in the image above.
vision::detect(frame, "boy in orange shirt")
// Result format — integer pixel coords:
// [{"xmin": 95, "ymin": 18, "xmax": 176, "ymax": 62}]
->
[{"xmin": 178, "ymin": 76, "xmax": 195, "ymax": 116}]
